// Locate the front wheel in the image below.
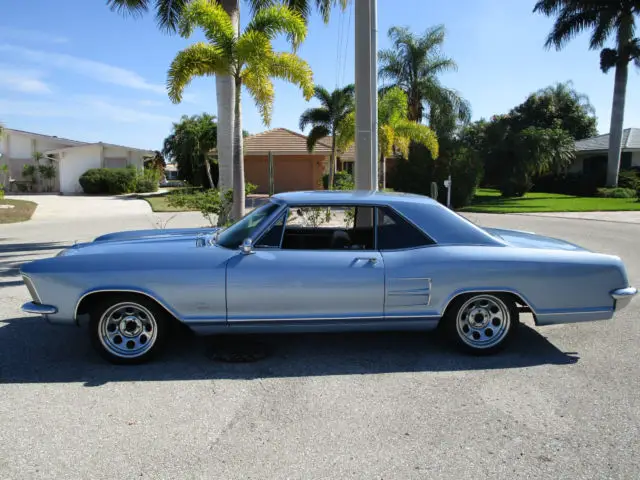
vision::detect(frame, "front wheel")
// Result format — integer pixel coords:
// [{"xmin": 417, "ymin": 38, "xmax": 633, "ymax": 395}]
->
[
  {"xmin": 89, "ymin": 294, "xmax": 168, "ymax": 364},
  {"xmin": 443, "ymin": 293, "xmax": 519, "ymax": 355}
]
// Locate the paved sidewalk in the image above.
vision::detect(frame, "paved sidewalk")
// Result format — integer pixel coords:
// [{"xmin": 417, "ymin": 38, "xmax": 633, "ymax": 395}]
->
[{"xmin": 519, "ymin": 211, "xmax": 640, "ymax": 224}]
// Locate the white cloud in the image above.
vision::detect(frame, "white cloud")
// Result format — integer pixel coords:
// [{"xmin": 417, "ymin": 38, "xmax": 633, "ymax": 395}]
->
[
  {"xmin": 0, "ymin": 44, "xmax": 166, "ymax": 94},
  {"xmin": 0, "ymin": 65, "xmax": 51, "ymax": 94},
  {"xmin": 137, "ymin": 99, "xmax": 165, "ymax": 107},
  {"xmin": 0, "ymin": 26, "xmax": 69, "ymax": 44},
  {"xmin": 0, "ymin": 95, "xmax": 173, "ymax": 124}
]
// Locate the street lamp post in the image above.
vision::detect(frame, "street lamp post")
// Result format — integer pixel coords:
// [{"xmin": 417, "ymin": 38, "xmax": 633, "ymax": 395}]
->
[{"xmin": 354, "ymin": 0, "xmax": 378, "ymax": 191}]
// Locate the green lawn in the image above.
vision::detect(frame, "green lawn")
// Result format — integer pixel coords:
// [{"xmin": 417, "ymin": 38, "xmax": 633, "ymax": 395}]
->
[
  {"xmin": 142, "ymin": 192, "xmax": 197, "ymax": 212},
  {"xmin": 0, "ymin": 199, "xmax": 38, "ymax": 223},
  {"xmin": 460, "ymin": 188, "xmax": 640, "ymax": 213}
]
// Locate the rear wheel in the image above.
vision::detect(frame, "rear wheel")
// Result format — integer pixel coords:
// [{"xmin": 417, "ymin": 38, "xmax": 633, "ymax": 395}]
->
[
  {"xmin": 89, "ymin": 294, "xmax": 168, "ymax": 364},
  {"xmin": 443, "ymin": 293, "xmax": 518, "ymax": 355}
]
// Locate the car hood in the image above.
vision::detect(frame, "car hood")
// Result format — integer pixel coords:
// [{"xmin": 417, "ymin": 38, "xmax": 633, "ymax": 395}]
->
[
  {"xmin": 58, "ymin": 227, "xmax": 222, "ymax": 257},
  {"xmin": 483, "ymin": 227, "xmax": 588, "ymax": 252}
]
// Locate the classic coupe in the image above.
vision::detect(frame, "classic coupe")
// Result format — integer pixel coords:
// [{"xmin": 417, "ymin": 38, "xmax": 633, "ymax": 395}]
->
[{"xmin": 20, "ymin": 191, "xmax": 636, "ymax": 364}]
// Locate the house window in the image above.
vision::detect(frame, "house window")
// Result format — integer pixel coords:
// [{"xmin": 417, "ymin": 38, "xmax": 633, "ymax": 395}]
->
[{"xmin": 621, "ymin": 152, "xmax": 632, "ymax": 170}]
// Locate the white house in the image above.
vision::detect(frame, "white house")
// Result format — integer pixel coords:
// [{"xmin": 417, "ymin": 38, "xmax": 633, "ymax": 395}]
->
[
  {"xmin": 570, "ymin": 128, "xmax": 640, "ymax": 184},
  {"xmin": 0, "ymin": 128, "xmax": 154, "ymax": 194}
]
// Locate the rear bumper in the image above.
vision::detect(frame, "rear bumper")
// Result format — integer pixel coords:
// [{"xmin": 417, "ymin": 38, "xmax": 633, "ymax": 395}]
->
[
  {"xmin": 611, "ymin": 287, "xmax": 637, "ymax": 311},
  {"xmin": 22, "ymin": 302, "xmax": 58, "ymax": 315}
]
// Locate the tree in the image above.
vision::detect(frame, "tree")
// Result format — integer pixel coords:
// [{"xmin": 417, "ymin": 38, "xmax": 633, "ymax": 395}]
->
[
  {"xmin": 108, "ymin": 0, "xmax": 346, "ymax": 199},
  {"xmin": 162, "ymin": 114, "xmax": 218, "ymax": 188},
  {"xmin": 378, "ymin": 25, "xmax": 471, "ymax": 125},
  {"xmin": 168, "ymin": 0, "xmax": 313, "ymax": 220},
  {"xmin": 534, "ymin": 0, "xmax": 640, "ymax": 186},
  {"xmin": 299, "ymin": 84, "xmax": 354, "ymax": 189},
  {"xmin": 338, "ymin": 87, "xmax": 439, "ymax": 189},
  {"xmin": 474, "ymin": 114, "xmax": 576, "ymax": 197},
  {"xmin": 510, "ymin": 81, "xmax": 598, "ymax": 140}
]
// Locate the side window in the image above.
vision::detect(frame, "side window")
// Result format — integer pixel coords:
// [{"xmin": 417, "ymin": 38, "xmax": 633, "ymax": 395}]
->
[
  {"xmin": 281, "ymin": 206, "xmax": 374, "ymax": 250},
  {"xmin": 254, "ymin": 212, "xmax": 286, "ymax": 248},
  {"xmin": 377, "ymin": 207, "xmax": 434, "ymax": 250}
]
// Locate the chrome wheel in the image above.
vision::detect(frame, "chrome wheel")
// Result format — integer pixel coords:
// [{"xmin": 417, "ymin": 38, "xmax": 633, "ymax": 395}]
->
[
  {"xmin": 455, "ymin": 294, "xmax": 511, "ymax": 349},
  {"xmin": 98, "ymin": 302, "xmax": 158, "ymax": 359}
]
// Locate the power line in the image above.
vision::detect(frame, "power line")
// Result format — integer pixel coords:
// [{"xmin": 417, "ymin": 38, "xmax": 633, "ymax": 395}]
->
[{"xmin": 341, "ymin": 0, "xmax": 353, "ymax": 86}]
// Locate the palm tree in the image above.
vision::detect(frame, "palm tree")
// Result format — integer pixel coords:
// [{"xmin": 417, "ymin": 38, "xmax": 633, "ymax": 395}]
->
[
  {"xmin": 163, "ymin": 114, "xmax": 218, "ymax": 187},
  {"xmin": 107, "ymin": 0, "xmax": 346, "ymax": 194},
  {"xmin": 338, "ymin": 87, "xmax": 439, "ymax": 189},
  {"xmin": 534, "ymin": 0, "xmax": 640, "ymax": 186},
  {"xmin": 299, "ymin": 84, "xmax": 354, "ymax": 189},
  {"xmin": 378, "ymin": 25, "xmax": 471, "ymax": 125},
  {"xmin": 168, "ymin": 0, "xmax": 313, "ymax": 220}
]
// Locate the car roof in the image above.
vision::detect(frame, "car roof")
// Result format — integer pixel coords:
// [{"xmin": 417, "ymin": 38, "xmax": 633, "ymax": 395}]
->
[{"xmin": 272, "ymin": 190, "xmax": 439, "ymax": 206}]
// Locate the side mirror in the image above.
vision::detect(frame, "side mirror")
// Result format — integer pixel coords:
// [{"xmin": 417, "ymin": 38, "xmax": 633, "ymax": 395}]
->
[{"xmin": 241, "ymin": 238, "xmax": 254, "ymax": 255}]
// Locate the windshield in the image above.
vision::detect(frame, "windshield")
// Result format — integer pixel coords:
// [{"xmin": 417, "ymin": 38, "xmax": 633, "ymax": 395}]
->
[{"xmin": 216, "ymin": 201, "xmax": 282, "ymax": 249}]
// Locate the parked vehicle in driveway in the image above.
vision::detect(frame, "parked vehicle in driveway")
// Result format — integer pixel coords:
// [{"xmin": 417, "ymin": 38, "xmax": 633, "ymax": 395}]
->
[{"xmin": 20, "ymin": 190, "xmax": 636, "ymax": 364}]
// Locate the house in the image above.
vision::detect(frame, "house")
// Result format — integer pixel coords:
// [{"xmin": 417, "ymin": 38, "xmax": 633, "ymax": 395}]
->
[
  {"xmin": 0, "ymin": 128, "xmax": 154, "ymax": 194},
  {"xmin": 236, "ymin": 128, "xmax": 332, "ymax": 194},
  {"xmin": 572, "ymin": 128, "xmax": 640, "ymax": 185},
  {"xmin": 210, "ymin": 128, "xmax": 398, "ymax": 194}
]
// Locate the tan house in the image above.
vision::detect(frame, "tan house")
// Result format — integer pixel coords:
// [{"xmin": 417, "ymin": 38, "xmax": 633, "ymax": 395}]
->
[{"xmin": 241, "ymin": 128, "xmax": 332, "ymax": 194}]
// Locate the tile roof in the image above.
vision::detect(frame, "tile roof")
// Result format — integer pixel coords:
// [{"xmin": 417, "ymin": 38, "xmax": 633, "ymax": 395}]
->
[
  {"xmin": 242, "ymin": 128, "xmax": 333, "ymax": 155},
  {"xmin": 575, "ymin": 128, "xmax": 640, "ymax": 152}
]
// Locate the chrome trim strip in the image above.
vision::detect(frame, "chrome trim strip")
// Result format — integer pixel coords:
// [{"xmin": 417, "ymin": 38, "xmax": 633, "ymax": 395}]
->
[
  {"xmin": 536, "ymin": 310, "xmax": 612, "ymax": 316},
  {"xmin": 226, "ymin": 315, "xmax": 440, "ymax": 324},
  {"xmin": 22, "ymin": 302, "xmax": 58, "ymax": 315}
]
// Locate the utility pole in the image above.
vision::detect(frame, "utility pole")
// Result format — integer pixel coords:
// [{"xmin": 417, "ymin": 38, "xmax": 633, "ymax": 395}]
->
[{"xmin": 354, "ymin": 0, "xmax": 378, "ymax": 191}]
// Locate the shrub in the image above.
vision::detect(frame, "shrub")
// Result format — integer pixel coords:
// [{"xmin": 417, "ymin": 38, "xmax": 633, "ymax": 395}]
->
[
  {"xmin": 79, "ymin": 167, "xmax": 137, "ymax": 195},
  {"xmin": 389, "ymin": 143, "xmax": 482, "ymax": 208},
  {"xmin": 322, "ymin": 170, "xmax": 354, "ymax": 190},
  {"xmin": 531, "ymin": 172, "xmax": 600, "ymax": 197},
  {"xmin": 596, "ymin": 187, "xmax": 636, "ymax": 198},
  {"xmin": 135, "ymin": 168, "xmax": 160, "ymax": 193},
  {"xmin": 618, "ymin": 169, "xmax": 640, "ymax": 190}
]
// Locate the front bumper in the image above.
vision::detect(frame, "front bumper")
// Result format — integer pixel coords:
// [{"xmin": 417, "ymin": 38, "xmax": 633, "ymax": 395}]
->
[
  {"xmin": 22, "ymin": 302, "xmax": 58, "ymax": 315},
  {"xmin": 611, "ymin": 287, "xmax": 637, "ymax": 311}
]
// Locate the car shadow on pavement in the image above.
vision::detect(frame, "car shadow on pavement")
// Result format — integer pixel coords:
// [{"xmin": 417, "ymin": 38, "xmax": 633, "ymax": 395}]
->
[{"xmin": 0, "ymin": 316, "xmax": 579, "ymax": 386}]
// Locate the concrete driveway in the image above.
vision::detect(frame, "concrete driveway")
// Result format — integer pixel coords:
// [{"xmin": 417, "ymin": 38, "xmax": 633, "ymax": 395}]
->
[{"xmin": 0, "ymin": 206, "xmax": 639, "ymax": 479}]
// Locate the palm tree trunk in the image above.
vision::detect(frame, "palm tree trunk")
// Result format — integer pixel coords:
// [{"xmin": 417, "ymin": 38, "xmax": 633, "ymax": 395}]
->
[
  {"xmin": 215, "ymin": 0, "xmax": 239, "ymax": 192},
  {"xmin": 329, "ymin": 135, "xmax": 336, "ymax": 189},
  {"xmin": 231, "ymin": 76, "xmax": 245, "ymax": 221},
  {"xmin": 606, "ymin": 59, "xmax": 629, "ymax": 187},
  {"xmin": 204, "ymin": 155, "xmax": 215, "ymax": 189}
]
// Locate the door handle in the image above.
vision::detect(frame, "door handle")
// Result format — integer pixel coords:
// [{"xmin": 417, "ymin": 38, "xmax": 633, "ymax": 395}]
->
[{"xmin": 355, "ymin": 257, "xmax": 378, "ymax": 264}]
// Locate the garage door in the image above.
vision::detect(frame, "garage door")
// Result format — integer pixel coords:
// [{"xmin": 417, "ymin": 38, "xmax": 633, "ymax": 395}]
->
[
  {"xmin": 245, "ymin": 157, "xmax": 269, "ymax": 193},
  {"xmin": 275, "ymin": 158, "xmax": 314, "ymax": 192}
]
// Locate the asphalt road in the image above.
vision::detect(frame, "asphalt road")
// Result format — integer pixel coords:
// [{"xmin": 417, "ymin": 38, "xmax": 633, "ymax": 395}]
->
[{"xmin": 0, "ymin": 200, "xmax": 639, "ymax": 479}]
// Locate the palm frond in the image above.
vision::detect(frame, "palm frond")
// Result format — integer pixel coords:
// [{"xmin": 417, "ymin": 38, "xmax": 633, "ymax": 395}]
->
[
  {"xmin": 266, "ymin": 52, "xmax": 315, "ymax": 100},
  {"xmin": 307, "ymin": 125, "xmax": 330, "ymax": 152},
  {"xmin": 167, "ymin": 43, "xmax": 229, "ymax": 103},
  {"xmin": 248, "ymin": 0, "xmax": 348, "ymax": 24},
  {"xmin": 242, "ymin": 67, "xmax": 275, "ymax": 126},
  {"xmin": 178, "ymin": 0, "xmax": 235, "ymax": 48},
  {"xmin": 245, "ymin": 3, "xmax": 307, "ymax": 49},
  {"xmin": 107, "ymin": 0, "xmax": 189, "ymax": 33},
  {"xmin": 236, "ymin": 30, "xmax": 273, "ymax": 68},
  {"xmin": 394, "ymin": 120, "xmax": 439, "ymax": 159},
  {"xmin": 335, "ymin": 111, "xmax": 355, "ymax": 153},
  {"xmin": 299, "ymin": 107, "xmax": 331, "ymax": 131}
]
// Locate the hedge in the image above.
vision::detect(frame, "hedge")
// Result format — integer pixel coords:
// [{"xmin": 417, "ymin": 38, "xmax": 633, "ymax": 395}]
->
[{"xmin": 79, "ymin": 167, "xmax": 158, "ymax": 195}]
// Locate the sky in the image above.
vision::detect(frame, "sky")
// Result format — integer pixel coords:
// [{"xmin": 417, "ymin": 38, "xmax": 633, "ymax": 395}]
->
[{"xmin": 1, "ymin": 0, "xmax": 639, "ymax": 150}]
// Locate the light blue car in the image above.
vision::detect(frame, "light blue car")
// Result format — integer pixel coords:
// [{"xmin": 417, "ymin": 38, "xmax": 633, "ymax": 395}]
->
[{"xmin": 20, "ymin": 191, "xmax": 637, "ymax": 364}]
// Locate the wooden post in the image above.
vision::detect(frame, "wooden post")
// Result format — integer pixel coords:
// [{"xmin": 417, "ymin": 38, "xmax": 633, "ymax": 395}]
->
[{"xmin": 268, "ymin": 151, "xmax": 274, "ymax": 196}]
